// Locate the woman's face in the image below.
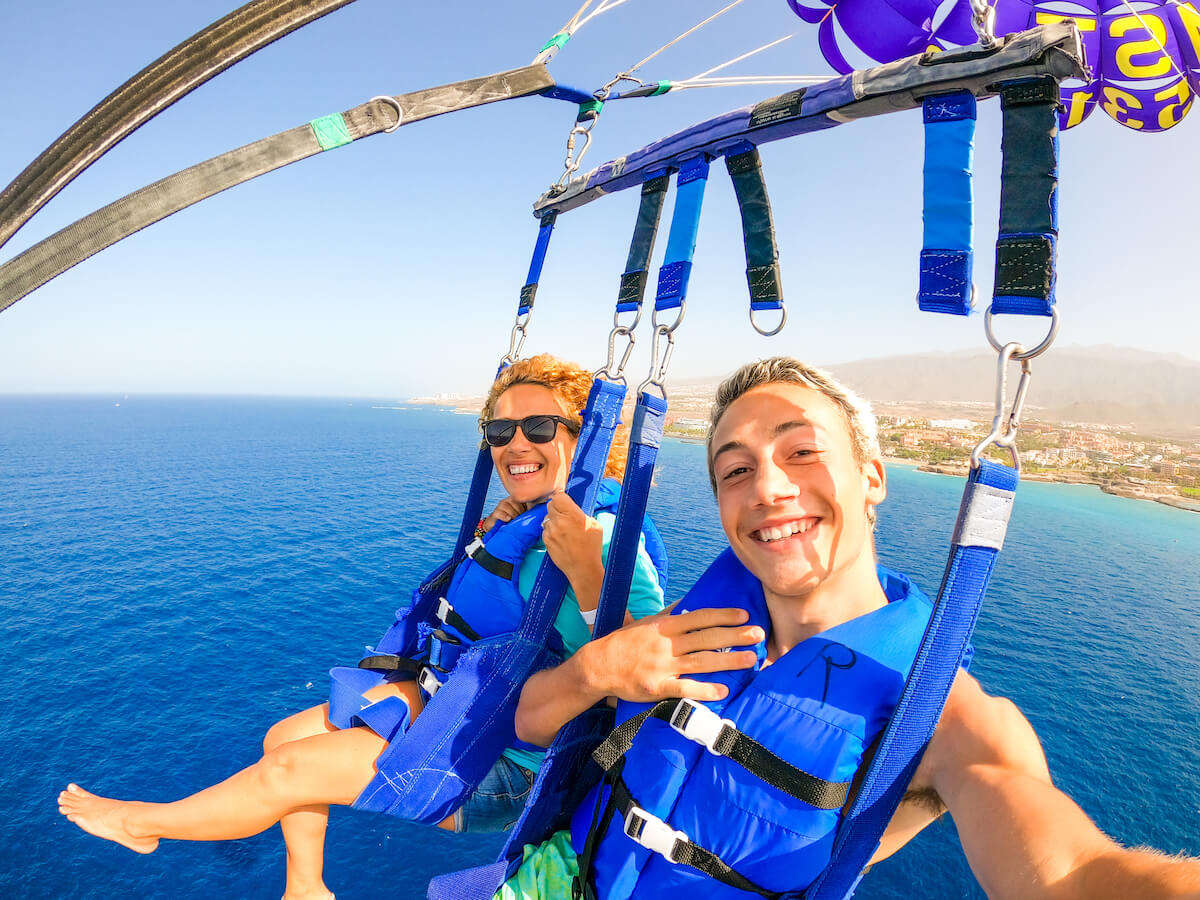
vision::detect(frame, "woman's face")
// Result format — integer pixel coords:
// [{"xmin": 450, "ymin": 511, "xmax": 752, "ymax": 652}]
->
[{"xmin": 489, "ymin": 383, "xmax": 578, "ymax": 505}]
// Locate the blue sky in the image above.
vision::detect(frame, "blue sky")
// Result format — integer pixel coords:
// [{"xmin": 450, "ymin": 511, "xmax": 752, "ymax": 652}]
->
[{"xmin": 1, "ymin": 0, "xmax": 1197, "ymax": 397}]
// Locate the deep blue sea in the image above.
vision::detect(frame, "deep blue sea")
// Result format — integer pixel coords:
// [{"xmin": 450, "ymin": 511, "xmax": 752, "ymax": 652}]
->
[{"xmin": 2, "ymin": 396, "xmax": 1197, "ymax": 899}]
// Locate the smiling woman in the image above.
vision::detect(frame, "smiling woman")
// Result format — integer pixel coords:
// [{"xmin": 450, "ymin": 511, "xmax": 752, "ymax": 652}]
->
[{"xmin": 57, "ymin": 352, "xmax": 666, "ymax": 900}]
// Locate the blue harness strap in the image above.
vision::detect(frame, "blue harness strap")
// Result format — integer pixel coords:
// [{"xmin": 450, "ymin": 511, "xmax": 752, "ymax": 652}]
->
[
  {"xmin": 353, "ymin": 377, "xmax": 626, "ymax": 825},
  {"xmin": 723, "ymin": 144, "xmax": 784, "ymax": 315},
  {"xmin": 520, "ymin": 212, "xmax": 558, "ymax": 316},
  {"xmin": 992, "ymin": 77, "xmax": 1060, "ymax": 318},
  {"xmin": 655, "ymin": 156, "xmax": 711, "ymax": 313},
  {"xmin": 806, "ymin": 460, "xmax": 1018, "ymax": 899},
  {"xmin": 429, "ymin": 389, "xmax": 670, "ymax": 900},
  {"xmin": 616, "ymin": 174, "xmax": 670, "ymax": 314},
  {"xmin": 918, "ymin": 91, "xmax": 976, "ymax": 316}
]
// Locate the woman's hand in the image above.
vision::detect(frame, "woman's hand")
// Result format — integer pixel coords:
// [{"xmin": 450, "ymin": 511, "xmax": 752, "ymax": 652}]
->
[
  {"xmin": 481, "ymin": 496, "xmax": 529, "ymax": 535},
  {"xmin": 541, "ymin": 492, "xmax": 605, "ymax": 611}
]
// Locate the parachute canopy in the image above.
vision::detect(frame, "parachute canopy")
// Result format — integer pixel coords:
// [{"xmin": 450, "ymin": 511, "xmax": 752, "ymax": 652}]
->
[{"xmin": 788, "ymin": 0, "xmax": 1200, "ymax": 131}]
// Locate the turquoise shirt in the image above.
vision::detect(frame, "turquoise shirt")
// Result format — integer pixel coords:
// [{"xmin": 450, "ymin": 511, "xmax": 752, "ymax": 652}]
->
[{"xmin": 502, "ymin": 511, "xmax": 665, "ymax": 773}]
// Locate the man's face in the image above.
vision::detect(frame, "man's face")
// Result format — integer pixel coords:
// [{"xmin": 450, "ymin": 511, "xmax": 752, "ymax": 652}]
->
[{"xmin": 708, "ymin": 382, "xmax": 886, "ymax": 606}]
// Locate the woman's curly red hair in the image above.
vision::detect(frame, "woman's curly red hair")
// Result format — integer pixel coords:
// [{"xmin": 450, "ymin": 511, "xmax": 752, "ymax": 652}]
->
[{"xmin": 481, "ymin": 353, "xmax": 628, "ymax": 482}]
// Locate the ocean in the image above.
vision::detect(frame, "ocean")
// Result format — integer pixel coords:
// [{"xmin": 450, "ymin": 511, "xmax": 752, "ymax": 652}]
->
[{"xmin": 1, "ymin": 396, "xmax": 1197, "ymax": 899}]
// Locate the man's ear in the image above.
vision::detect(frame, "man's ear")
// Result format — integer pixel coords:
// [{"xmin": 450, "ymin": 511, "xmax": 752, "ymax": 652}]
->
[{"xmin": 862, "ymin": 456, "xmax": 887, "ymax": 507}]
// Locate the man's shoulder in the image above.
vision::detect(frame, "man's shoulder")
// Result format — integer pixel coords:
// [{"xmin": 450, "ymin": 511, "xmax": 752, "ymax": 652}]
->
[{"xmin": 913, "ymin": 671, "xmax": 1050, "ymax": 794}]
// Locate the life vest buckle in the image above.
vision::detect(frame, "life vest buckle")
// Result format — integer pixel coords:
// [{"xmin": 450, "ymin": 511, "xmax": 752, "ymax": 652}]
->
[
  {"xmin": 417, "ymin": 665, "xmax": 444, "ymax": 698},
  {"xmin": 465, "ymin": 536, "xmax": 485, "ymax": 558},
  {"xmin": 670, "ymin": 698, "xmax": 735, "ymax": 756},
  {"xmin": 623, "ymin": 804, "xmax": 687, "ymax": 862}
]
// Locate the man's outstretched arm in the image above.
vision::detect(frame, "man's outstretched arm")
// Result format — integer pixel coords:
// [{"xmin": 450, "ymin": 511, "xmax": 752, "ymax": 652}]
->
[{"xmin": 924, "ymin": 673, "xmax": 1200, "ymax": 900}]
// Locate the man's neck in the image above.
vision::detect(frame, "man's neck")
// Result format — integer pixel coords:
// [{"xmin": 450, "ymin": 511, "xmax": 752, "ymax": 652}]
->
[{"xmin": 762, "ymin": 552, "xmax": 888, "ymax": 662}]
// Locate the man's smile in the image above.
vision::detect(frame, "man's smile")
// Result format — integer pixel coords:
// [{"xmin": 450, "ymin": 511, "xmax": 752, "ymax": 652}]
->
[{"xmin": 751, "ymin": 516, "xmax": 819, "ymax": 544}]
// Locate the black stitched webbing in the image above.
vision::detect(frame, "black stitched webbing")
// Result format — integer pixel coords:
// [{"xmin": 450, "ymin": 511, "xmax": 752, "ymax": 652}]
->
[
  {"xmin": 467, "ymin": 540, "xmax": 514, "ymax": 580},
  {"xmin": 357, "ymin": 653, "xmax": 421, "ymax": 673},
  {"xmin": 592, "ymin": 699, "xmax": 850, "ymax": 810},
  {"xmin": 439, "ymin": 601, "xmax": 481, "ymax": 643},
  {"xmin": 609, "ymin": 777, "xmax": 784, "ymax": 899}
]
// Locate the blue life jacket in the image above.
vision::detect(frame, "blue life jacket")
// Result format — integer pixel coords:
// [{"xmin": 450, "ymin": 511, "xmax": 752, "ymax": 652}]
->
[
  {"xmin": 328, "ymin": 479, "xmax": 636, "ymax": 736},
  {"xmin": 571, "ymin": 548, "xmax": 933, "ymax": 900}
]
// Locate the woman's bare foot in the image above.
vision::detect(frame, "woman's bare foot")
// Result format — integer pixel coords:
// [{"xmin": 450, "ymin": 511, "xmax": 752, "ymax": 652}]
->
[{"xmin": 57, "ymin": 783, "xmax": 159, "ymax": 854}]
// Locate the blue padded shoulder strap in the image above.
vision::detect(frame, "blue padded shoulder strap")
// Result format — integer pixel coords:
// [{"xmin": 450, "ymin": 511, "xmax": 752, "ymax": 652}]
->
[
  {"xmin": 807, "ymin": 460, "xmax": 1017, "ymax": 899},
  {"xmin": 655, "ymin": 156, "xmax": 710, "ymax": 313},
  {"xmin": 918, "ymin": 91, "xmax": 976, "ymax": 316}
]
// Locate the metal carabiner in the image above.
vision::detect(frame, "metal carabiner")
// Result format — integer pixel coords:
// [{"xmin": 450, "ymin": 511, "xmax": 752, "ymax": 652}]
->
[
  {"xmin": 594, "ymin": 324, "xmax": 637, "ymax": 383},
  {"xmin": 500, "ymin": 316, "xmax": 530, "ymax": 366},
  {"xmin": 554, "ymin": 122, "xmax": 595, "ymax": 189},
  {"xmin": 969, "ymin": 0, "xmax": 998, "ymax": 49},
  {"xmin": 969, "ymin": 341, "xmax": 1033, "ymax": 470},
  {"xmin": 637, "ymin": 323, "xmax": 677, "ymax": 397}
]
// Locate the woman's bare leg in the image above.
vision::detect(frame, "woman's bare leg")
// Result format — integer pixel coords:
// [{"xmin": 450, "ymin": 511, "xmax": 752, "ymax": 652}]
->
[{"xmin": 264, "ymin": 682, "xmax": 426, "ymax": 900}]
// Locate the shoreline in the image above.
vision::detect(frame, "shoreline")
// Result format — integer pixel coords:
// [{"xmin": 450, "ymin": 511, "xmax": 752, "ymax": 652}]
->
[{"xmin": 908, "ymin": 460, "xmax": 1200, "ymax": 514}]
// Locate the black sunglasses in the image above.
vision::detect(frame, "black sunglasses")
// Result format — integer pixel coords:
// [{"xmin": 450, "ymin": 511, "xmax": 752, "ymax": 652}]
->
[{"xmin": 481, "ymin": 414, "xmax": 579, "ymax": 448}]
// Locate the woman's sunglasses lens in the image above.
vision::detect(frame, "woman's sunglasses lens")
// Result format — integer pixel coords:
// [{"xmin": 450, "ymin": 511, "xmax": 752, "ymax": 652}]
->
[
  {"xmin": 484, "ymin": 421, "xmax": 517, "ymax": 447},
  {"xmin": 523, "ymin": 416, "xmax": 558, "ymax": 443}
]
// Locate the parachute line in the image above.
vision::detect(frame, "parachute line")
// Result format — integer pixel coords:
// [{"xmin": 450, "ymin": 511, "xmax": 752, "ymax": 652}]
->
[
  {"xmin": 621, "ymin": 0, "xmax": 751, "ymax": 76},
  {"xmin": 1117, "ymin": 0, "xmax": 1191, "ymax": 84},
  {"xmin": 686, "ymin": 34, "xmax": 797, "ymax": 81}
]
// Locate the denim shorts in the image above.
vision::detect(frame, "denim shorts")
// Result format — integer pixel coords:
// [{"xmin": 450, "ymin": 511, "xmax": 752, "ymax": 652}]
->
[{"xmin": 451, "ymin": 755, "xmax": 537, "ymax": 834}]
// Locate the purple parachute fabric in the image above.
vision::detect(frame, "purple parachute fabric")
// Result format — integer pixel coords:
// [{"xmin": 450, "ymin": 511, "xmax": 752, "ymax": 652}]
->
[{"xmin": 788, "ymin": 0, "xmax": 1200, "ymax": 131}]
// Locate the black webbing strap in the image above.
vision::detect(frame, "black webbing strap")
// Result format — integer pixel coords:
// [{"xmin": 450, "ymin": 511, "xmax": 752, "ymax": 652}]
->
[
  {"xmin": 0, "ymin": 64, "xmax": 556, "ymax": 314},
  {"xmin": 615, "ymin": 174, "xmax": 669, "ymax": 312},
  {"xmin": 592, "ymin": 699, "xmax": 850, "ymax": 810},
  {"xmin": 992, "ymin": 76, "xmax": 1059, "ymax": 316},
  {"xmin": 608, "ymin": 777, "xmax": 784, "ymax": 900},
  {"xmin": 437, "ymin": 600, "xmax": 482, "ymax": 644},
  {"xmin": 357, "ymin": 653, "xmax": 421, "ymax": 673},
  {"xmin": 0, "ymin": 0, "xmax": 364, "ymax": 252},
  {"xmin": 725, "ymin": 146, "xmax": 783, "ymax": 309},
  {"xmin": 466, "ymin": 538, "xmax": 514, "ymax": 581}
]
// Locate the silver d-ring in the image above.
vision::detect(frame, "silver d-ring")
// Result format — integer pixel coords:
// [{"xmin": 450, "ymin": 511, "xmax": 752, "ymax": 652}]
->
[
  {"xmin": 369, "ymin": 95, "xmax": 404, "ymax": 133},
  {"xmin": 984, "ymin": 305, "xmax": 1059, "ymax": 361},
  {"xmin": 750, "ymin": 304, "xmax": 787, "ymax": 337}
]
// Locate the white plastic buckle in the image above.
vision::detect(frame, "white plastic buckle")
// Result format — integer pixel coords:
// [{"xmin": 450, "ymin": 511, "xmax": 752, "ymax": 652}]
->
[
  {"xmin": 436, "ymin": 596, "xmax": 453, "ymax": 624},
  {"xmin": 669, "ymin": 698, "xmax": 734, "ymax": 756},
  {"xmin": 417, "ymin": 665, "xmax": 443, "ymax": 697},
  {"xmin": 465, "ymin": 537, "xmax": 484, "ymax": 557},
  {"xmin": 623, "ymin": 805, "xmax": 687, "ymax": 861}
]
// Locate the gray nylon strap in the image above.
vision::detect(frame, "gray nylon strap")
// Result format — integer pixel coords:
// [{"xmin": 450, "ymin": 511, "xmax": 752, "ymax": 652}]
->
[
  {"xmin": 951, "ymin": 481, "xmax": 1014, "ymax": 550},
  {"xmin": 0, "ymin": 65, "xmax": 554, "ymax": 314},
  {"xmin": 0, "ymin": 0, "xmax": 364, "ymax": 252}
]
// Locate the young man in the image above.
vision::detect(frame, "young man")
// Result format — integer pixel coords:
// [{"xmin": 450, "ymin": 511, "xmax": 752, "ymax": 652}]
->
[{"xmin": 507, "ymin": 356, "xmax": 1200, "ymax": 900}]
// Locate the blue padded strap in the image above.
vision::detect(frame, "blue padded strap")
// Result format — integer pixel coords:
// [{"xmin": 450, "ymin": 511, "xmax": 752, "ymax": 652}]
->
[
  {"xmin": 432, "ymin": 391, "xmax": 668, "ymax": 900},
  {"xmin": 519, "ymin": 378, "xmax": 627, "ymax": 643},
  {"xmin": 918, "ymin": 91, "xmax": 976, "ymax": 316},
  {"xmin": 655, "ymin": 156, "xmax": 711, "ymax": 312},
  {"xmin": 453, "ymin": 445, "xmax": 495, "ymax": 558},
  {"xmin": 807, "ymin": 460, "xmax": 1017, "ymax": 899},
  {"xmin": 616, "ymin": 173, "xmax": 670, "ymax": 313},
  {"xmin": 592, "ymin": 391, "xmax": 666, "ymax": 637},
  {"xmin": 520, "ymin": 212, "xmax": 558, "ymax": 316},
  {"xmin": 992, "ymin": 78, "xmax": 1059, "ymax": 317},
  {"xmin": 724, "ymin": 143, "xmax": 784, "ymax": 313}
]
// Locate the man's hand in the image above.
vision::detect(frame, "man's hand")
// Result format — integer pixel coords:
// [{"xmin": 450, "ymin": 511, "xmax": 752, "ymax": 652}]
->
[{"xmin": 582, "ymin": 604, "xmax": 762, "ymax": 703}]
